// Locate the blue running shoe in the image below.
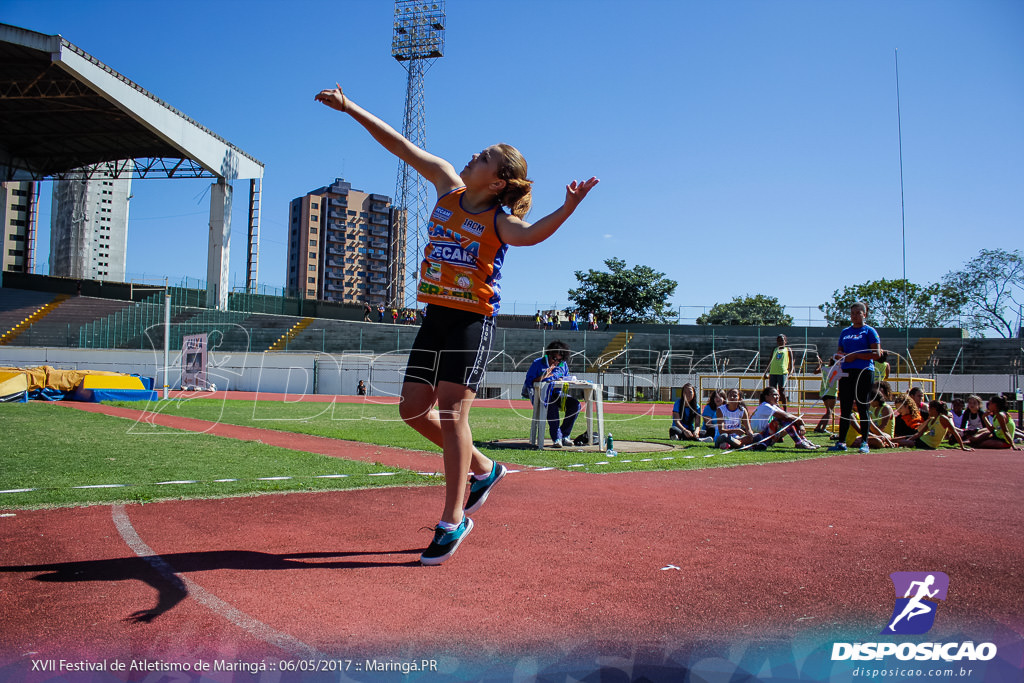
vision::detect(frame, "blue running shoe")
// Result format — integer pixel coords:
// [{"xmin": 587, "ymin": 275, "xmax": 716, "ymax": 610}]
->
[
  {"xmin": 420, "ymin": 517, "xmax": 474, "ymax": 566},
  {"xmin": 464, "ymin": 462, "xmax": 507, "ymax": 515},
  {"xmin": 827, "ymin": 442, "xmax": 848, "ymax": 452},
  {"xmin": 859, "ymin": 443, "xmax": 870, "ymax": 454}
]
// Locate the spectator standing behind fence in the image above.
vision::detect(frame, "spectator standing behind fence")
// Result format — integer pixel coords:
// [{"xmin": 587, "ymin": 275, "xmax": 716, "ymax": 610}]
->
[
  {"xmin": 814, "ymin": 356, "xmax": 838, "ymax": 433},
  {"xmin": 604, "ymin": 311, "xmax": 612, "ymax": 330},
  {"xmin": 763, "ymin": 334, "xmax": 793, "ymax": 411},
  {"xmin": 827, "ymin": 302, "xmax": 881, "ymax": 454},
  {"xmin": 377, "ymin": 304, "xmax": 385, "ymax": 322},
  {"xmin": 357, "ymin": 380, "xmax": 366, "ymax": 396},
  {"xmin": 363, "ymin": 302, "xmax": 372, "ymax": 322},
  {"xmin": 523, "ymin": 341, "xmax": 581, "ymax": 448}
]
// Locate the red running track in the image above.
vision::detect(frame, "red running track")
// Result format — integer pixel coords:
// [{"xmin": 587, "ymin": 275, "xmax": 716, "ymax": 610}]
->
[{"xmin": 0, "ymin": 400, "xmax": 1021, "ymax": 680}]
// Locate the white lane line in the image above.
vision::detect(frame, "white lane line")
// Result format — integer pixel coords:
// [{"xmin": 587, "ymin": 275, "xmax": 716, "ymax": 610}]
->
[{"xmin": 111, "ymin": 504, "xmax": 323, "ymax": 659}]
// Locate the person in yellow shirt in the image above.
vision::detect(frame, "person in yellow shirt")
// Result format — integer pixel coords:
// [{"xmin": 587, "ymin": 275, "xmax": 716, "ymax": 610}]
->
[
  {"xmin": 762, "ymin": 334, "xmax": 794, "ymax": 411},
  {"xmin": 814, "ymin": 355, "xmax": 837, "ymax": 434},
  {"xmin": 972, "ymin": 394, "xmax": 1021, "ymax": 450},
  {"xmin": 894, "ymin": 400, "xmax": 972, "ymax": 451}
]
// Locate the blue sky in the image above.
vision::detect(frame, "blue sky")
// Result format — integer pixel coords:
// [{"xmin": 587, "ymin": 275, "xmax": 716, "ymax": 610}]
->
[{"xmin": 5, "ymin": 0, "xmax": 1022, "ymax": 322}]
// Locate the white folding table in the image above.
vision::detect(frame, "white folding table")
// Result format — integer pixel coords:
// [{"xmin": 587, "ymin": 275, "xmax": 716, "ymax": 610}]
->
[{"xmin": 529, "ymin": 380, "xmax": 605, "ymax": 449}]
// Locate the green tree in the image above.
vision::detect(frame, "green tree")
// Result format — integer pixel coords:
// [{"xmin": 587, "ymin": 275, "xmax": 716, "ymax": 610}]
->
[
  {"xmin": 941, "ymin": 248, "xmax": 1024, "ymax": 338},
  {"xmin": 819, "ymin": 278, "xmax": 959, "ymax": 328},
  {"xmin": 696, "ymin": 294, "xmax": 794, "ymax": 326},
  {"xmin": 567, "ymin": 257, "xmax": 678, "ymax": 324}
]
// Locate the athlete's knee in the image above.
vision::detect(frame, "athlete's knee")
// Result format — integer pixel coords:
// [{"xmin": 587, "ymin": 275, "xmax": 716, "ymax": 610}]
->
[{"xmin": 399, "ymin": 387, "xmax": 433, "ymax": 424}]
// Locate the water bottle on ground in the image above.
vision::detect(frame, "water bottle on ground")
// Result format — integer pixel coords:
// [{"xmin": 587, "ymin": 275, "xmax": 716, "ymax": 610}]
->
[{"xmin": 605, "ymin": 433, "xmax": 617, "ymax": 458}]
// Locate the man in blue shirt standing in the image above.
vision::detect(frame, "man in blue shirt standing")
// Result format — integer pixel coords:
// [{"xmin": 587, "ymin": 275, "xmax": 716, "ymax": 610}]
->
[
  {"xmin": 523, "ymin": 340, "xmax": 581, "ymax": 448},
  {"xmin": 828, "ymin": 301, "xmax": 882, "ymax": 454}
]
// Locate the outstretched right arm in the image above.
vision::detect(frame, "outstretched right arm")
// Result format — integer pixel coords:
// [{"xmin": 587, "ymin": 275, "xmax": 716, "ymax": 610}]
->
[{"xmin": 315, "ymin": 84, "xmax": 461, "ymax": 195}]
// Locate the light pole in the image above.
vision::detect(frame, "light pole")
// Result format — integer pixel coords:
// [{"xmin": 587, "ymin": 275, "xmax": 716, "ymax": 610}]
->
[{"xmin": 391, "ymin": 1, "xmax": 446, "ymax": 309}]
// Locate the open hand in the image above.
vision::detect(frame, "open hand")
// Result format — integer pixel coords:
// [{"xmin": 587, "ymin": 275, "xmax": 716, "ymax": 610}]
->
[
  {"xmin": 314, "ymin": 83, "xmax": 347, "ymax": 112},
  {"xmin": 564, "ymin": 177, "xmax": 599, "ymax": 210}
]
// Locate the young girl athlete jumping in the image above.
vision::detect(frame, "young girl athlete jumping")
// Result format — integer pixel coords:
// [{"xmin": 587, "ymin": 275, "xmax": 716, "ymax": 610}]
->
[{"xmin": 315, "ymin": 84, "xmax": 599, "ymax": 565}]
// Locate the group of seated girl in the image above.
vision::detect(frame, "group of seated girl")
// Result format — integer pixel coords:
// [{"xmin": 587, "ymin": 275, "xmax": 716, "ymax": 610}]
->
[
  {"xmin": 670, "ymin": 384, "xmax": 818, "ymax": 450},
  {"xmin": 672, "ymin": 384, "xmax": 1018, "ymax": 453},
  {"xmin": 840, "ymin": 384, "xmax": 1017, "ymax": 452}
]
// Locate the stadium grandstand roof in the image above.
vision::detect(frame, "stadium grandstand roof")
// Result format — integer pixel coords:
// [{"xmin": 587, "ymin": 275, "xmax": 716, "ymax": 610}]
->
[{"xmin": 0, "ymin": 22, "xmax": 263, "ymax": 182}]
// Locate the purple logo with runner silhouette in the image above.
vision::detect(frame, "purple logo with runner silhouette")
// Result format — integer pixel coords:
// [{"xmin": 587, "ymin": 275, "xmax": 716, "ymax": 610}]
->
[{"xmin": 882, "ymin": 572, "xmax": 949, "ymax": 635}]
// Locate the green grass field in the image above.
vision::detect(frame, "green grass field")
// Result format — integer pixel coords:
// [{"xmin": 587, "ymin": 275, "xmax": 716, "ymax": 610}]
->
[
  {"xmin": 1, "ymin": 398, "xmax": 842, "ymax": 509},
  {"xmin": 0, "ymin": 402, "xmax": 430, "ymax": 509}
]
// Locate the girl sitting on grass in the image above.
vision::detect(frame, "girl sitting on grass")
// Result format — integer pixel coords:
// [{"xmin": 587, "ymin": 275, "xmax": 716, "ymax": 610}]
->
[
  {"xmin": 892, "ymin": 391, "xmax": 924, "ymax": 438},
  {"xmin": 700, "ymin": 389, "xmax": 725, "ymax": 440},
  {"xmin": 715, "ymin": 388, "xmax": 752, "ymax": 450},
  {"xmin": 971, "ymin": 394, "xmax": 1020, "ymax": 450},
  {"xmin": 748, "ymin": 386, "xmax": 818, "ymax": 450},
  {"xmin": 669, "ymin": 383, "xmax": 705, "ymax": 441},
  {"xmin": 962, "ymin": 394, "xmax": 990, "ymax": 445},
  {"xmin": 893, "ymin": 400, "xmax": 972, "ymax": 451},
  {"xmin": 852, "ymin": 387, "xmax": 896, "ymax": 450}
]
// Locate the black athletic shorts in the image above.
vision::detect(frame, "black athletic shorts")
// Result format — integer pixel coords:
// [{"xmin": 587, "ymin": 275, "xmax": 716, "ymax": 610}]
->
[{"xmin": 403, "ymin": 304, "xmax": 495, "ymax": 393}]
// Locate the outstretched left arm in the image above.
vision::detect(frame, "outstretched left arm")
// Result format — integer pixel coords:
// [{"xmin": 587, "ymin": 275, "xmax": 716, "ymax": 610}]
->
[
  {"xmin": 941, "ymin": 415, "xmax": 973, "ymax": 451},
  {"xmin": 497, "ymin": 177, "xmax": 600, "ymax": 247}
]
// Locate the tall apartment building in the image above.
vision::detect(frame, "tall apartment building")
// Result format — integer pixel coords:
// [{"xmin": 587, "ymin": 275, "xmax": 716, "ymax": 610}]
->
[
  {"xmin": 1, "ymin": 180, "xmax": 35, "ymax": 274},
  {"xmin": 286, "ymin": 178, "xmax": 403, "ymax": 306},
  {"xmin": 49, "ymin": 161, "xmax": 132, "ymax": 282}
]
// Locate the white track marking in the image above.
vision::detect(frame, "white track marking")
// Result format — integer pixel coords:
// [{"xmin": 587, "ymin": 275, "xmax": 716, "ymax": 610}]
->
[{"xmin": 111, "ymin": 504, "xmax": 324, "ymax": 659}]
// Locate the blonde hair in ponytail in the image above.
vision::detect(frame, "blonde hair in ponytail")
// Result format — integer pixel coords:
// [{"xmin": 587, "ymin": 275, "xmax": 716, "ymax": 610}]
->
[{"xmin": 495, "ymin": 143, "xmax": 533, "ymax": 219}]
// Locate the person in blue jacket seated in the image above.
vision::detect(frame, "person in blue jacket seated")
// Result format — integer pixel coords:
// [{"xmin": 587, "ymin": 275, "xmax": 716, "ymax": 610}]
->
[{"xmin": 522, "ymin": 340, "xmax": 581, "ymax": 448}]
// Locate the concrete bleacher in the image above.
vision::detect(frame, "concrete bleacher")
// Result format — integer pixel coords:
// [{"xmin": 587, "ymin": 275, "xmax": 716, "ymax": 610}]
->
[
  {"xmin": 9, "ymin": 296, "xmax": 137, "ymax": 347},
  {"xmin": 1, "ymin": 290, "xmax": 138, "ymax": 347},
  {"xmin": 218, "ymin": 313, "xmax": 310, "ymax": 353},
  {"xmin": 0, "ymin": 288, "xmax": 59, "ymax": 340},
  {"xmin": 928, "ymin": 338, "xmax": 1021, "ymax": 375}
]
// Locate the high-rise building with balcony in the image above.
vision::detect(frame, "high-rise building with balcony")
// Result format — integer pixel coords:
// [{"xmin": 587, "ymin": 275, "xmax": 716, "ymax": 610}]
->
[
  {"xmin": 49, "ymin": 161, "xmax": 132, "ymax": 282},
  {"xmin": 1, "ymin": 180, "xmax": 35, "ymax": 274},
  {"xmin": 286, "ymin": 178, "xmax": 403, "ymax": 306}
]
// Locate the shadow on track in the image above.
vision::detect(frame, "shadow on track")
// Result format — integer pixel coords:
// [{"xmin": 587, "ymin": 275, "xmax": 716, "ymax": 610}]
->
[{"xmin": 0, "ymin": 549, "xmax": 421, "ymax": 622}]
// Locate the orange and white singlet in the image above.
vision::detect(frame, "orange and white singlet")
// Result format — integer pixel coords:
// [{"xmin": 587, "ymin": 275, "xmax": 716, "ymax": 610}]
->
[{"xmin": 417, "ymin": 187, "xmax": 508, "ymax": 316}]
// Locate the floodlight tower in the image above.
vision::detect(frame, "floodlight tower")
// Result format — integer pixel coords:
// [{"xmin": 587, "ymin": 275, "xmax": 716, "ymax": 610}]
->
[{"xmin": 391, "ymin": 0, "xmax": 445, "ymax": 309}]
